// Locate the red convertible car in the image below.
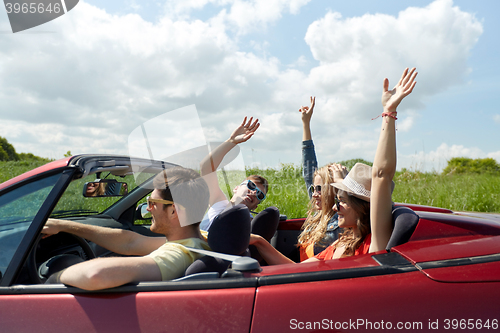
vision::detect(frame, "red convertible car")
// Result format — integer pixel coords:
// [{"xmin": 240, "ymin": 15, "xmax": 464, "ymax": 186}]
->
[{"xmin": 0, "ymin": 155, "xmax": 499, "ymax": 332}]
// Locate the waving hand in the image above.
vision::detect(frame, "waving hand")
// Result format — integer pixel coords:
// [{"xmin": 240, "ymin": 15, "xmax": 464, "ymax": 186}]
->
[
  {"xmin": 228, "ymin": 117, "xmax": 260, "ymax": 144},
  {"xmin": 381, "ymin": 68, "xmax": 417, "ymax": 112}
]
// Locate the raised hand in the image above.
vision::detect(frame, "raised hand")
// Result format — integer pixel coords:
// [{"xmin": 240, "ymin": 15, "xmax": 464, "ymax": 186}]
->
[
  {"xmin": 328, "ymin": 163, "xmax": 347, "ymax": 183},
  {"xmin": 228, "ymin": 116, "xmax": 260, "ymax": 144},
  {"xmin": 381, "ymin": 68, "xmax": 417, "ymax": 112},
  {"xmin": 299, "ymin": 96, "xmax": 315, "ymax": 125}
]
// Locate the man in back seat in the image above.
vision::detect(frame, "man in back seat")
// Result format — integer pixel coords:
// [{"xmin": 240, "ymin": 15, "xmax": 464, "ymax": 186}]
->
[{"xmin": 199, "ymin": 117, "xmax": 272, "ymax": 231}]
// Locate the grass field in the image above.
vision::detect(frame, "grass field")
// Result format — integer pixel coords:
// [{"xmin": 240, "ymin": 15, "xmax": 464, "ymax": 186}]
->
[
  {"xmin": 1, "ymin": 160, "xmax": 499, "ymax": 218},
  {"xmin": 246, "ymin": 164, "xmax": 500, "ymax": 217},
  {"xmin": 0, "ymin": 160, "xmax": 51, "ymax": 184}
]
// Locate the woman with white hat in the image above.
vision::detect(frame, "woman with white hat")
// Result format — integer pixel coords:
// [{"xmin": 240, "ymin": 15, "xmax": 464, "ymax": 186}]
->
[{"xmin": 250, "ymin": 68, "xmax": 417, "ymax": 263}]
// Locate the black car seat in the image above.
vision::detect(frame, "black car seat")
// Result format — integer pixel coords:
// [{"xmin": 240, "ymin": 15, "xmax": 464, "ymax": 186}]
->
[
  {"xmin": 247, "ymin": 206, "xmax": 280, "ymax": 262},
  {"xmin": 184, "ymin": 204, "xmax": 251, "ymax": 276},
  {"xmin": 385, "ymin": 206, "xmax": 420, "ymax": 251}
]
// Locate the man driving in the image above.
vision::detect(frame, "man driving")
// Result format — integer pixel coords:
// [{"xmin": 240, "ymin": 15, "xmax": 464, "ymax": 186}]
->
[{"xmin": 42, "ymin": 166, "xmax": 210, "ymax": 290}]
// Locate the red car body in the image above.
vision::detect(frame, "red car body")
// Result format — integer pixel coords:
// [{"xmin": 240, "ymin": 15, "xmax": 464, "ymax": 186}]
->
[{"xmin": 0, "ymin": 155, "xmax": 499, "ymax": 332}]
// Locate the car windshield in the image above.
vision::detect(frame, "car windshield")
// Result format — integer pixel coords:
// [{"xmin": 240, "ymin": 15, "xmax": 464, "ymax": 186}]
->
[
  {"xmin": 0, "ymin": 173, "xmax": 61, "ymax": 278},
  {"xmin": 50, "ymin": 171, "xmax": 155, "ymax": 219}
]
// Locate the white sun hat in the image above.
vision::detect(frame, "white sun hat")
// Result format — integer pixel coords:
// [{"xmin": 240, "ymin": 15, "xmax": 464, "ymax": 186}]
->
[{"xmin": 331, "ymin": 163, "xmax": 372, "ymax": 202}]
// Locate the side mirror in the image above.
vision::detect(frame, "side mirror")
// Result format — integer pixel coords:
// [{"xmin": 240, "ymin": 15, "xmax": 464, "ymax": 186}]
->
[
  {"xmin": 135, "ymin": 202, "xmax": 151, "ymax": 220},
  {"xmin": 83, "ymin": 180, "xmax": 128, "ymax": 197}
]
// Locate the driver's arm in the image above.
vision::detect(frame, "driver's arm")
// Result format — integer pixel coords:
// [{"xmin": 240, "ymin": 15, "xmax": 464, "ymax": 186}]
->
[
  {"xmin": 57, "ymin": 256, "xmax": 161, "ymax": 290},
  {"xmin": 43, "ymin": 219, "xmax": 165, "ymax": 256}
]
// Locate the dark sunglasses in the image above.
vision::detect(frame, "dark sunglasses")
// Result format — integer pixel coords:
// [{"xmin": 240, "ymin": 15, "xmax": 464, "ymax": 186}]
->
[
  {"xmin": 242, "ymin": 180, "xmax": 266, "ymax": 202},
  {"xmin": 334, "ymin": 196, "xmax": 346, "ymax": 211},
  {"xmin": 309, "ymin": 184, "xmax": 321, "ymax": 194}
]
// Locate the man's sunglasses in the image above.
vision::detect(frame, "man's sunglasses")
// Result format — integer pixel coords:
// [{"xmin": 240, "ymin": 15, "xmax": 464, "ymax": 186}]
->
[
  {"xmin": 242, "ymin": 180, "xmax": 266, "ymax": 202},
  {"xmin": 309, "ymin": 185, "xmax": 321, "ymax": 194},
  {"xmin": 147, "ymin": 196, "xmax": 174, "ymax": 207}
]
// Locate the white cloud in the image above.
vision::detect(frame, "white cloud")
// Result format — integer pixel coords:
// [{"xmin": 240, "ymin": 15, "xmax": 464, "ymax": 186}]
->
[
  {"xmin": 221, "ymin": 0, "xmax": 311, "ymax": 34},
  {"xmin": 0, "ymin": 2, "xmax": 284, "ymax": 157},
  {"xmin": 264, "ymin": 0, "xmax": 484, "ymax": 169},
  {"xmin": 0, "ymin": 0, "xmax": 487, "ymax": 170},
  {"xmin": 494, "ymin": 114, "xmax": 500, "ymax": 124},
  {"xmin": 488, "ymin": 151, "xmax": 500, "ymax": 162},
  {"xmin": 396, "ymin": 112, "xmax": 416, "ymax": 133},
  {"xmin": 0, "ymin": 119, "xmax": 127, "ymax": 159},
  {"xmin": 161, "ymin": 0, "xmax": 311, "ymax": 35},
  {"xmin": 398, "ymin": 143, "xmax": 491, "ymax": 173},
  {"xmin": 303, "ymin": 0, "xmax": 483, "ymax": 122}
]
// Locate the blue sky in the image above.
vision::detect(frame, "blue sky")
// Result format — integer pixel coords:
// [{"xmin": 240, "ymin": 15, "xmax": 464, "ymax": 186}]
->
[{"xmin": 0, "ymin": 0, "xmax": 499, "ymax": 172}]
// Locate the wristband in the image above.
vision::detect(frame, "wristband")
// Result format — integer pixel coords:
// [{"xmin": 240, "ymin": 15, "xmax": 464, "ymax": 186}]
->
[{"xmin": 372, "ymin": 111, "xmax": 398, "ymax": 123}]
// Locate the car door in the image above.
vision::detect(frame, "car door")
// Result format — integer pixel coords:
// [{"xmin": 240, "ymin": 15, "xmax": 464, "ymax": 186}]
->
[
  {"xmin": 250, "ymin": 248, "xmax": 500, "ymax": 332},
  {"xmin": 0, "ymin": 279, "xmax": 257, "ymax": 332},
  {"xmin": 0, "ymin": 165, "xmax": 257, "ymax": 333}
]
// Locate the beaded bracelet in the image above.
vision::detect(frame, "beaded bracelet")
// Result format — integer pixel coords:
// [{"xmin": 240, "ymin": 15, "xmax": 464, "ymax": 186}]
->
[
  {"xmin": 382, "ymin": 111, "xmax": 398, "ymax": 120},
  {"xmin": 372, "ymin": 111, "xmax": 398, "ymax": 122}
]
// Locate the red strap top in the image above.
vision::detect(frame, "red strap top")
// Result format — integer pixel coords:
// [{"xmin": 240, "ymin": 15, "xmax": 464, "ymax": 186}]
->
[{"xmin": 315, "ymin": 234, "xmax": 372, "ymax": 260}]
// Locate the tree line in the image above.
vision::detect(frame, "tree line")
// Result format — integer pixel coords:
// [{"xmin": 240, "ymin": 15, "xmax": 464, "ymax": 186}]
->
[{"xmin": 0, "ymin": 136, "xmax": 46, "ymax": 161}]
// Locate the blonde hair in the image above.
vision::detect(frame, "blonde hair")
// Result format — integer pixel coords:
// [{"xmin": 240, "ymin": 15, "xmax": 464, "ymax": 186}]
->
[
  {"xmin": 87, "ymin": 182, "xmax": 105, "ymax": 197},
  {"xmin": 298, "ymin": 164, "xmax": 345, "ymax": 247},
  {"xmin": 96, "ymin": 183, "xmax": 105, "ymax": 196}
]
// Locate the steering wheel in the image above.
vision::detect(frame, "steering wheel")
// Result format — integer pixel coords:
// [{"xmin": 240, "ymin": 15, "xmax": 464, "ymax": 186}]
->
[{"xmin": 27, "ymin": 232, "xmax": 96, "ymax": 284}]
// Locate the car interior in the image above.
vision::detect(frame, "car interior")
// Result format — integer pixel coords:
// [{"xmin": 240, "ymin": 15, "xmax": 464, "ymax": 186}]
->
[{"xmin": 2, "ymin": 156, "xmax": 422, "ymax": 289}]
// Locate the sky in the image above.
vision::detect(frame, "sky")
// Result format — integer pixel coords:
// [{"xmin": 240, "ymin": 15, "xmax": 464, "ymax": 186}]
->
[{"xmin": 0, "ymin": 0, "xmax": 499, "ymax": 173}]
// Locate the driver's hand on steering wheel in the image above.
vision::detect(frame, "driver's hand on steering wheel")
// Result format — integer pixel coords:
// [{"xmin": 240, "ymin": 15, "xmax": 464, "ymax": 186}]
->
[{"xmin": 41, "ymin": 218, "xmax": 64, "ymax": 238}]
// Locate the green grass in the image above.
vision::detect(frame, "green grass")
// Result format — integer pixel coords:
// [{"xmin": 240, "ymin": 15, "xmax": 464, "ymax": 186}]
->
[
  {"xmin": 246, "ymin": 164, "xmax": 310, "ymax": 218},
  {"xmin": 0, "ymin": 160, "xmax": 50, "ymax": 183},
  {"xmin": 2, "ymin": 160, "xmax": 500, "ymax": 219},
  {"xmin": 248, "ymin": 164, "xmax": 500, "ymax": 217},
  {"xmin": 393, "ymin": 170, "xmax": 500, "ymax": 212}
]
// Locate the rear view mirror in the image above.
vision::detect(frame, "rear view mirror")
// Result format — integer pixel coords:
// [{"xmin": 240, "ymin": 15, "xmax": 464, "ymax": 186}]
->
[{"xmin": 83, "ymin": 180, "xmax": 128, "ymax": 197}]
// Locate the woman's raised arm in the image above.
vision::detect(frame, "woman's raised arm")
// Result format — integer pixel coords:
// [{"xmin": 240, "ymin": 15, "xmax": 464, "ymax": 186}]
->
[{"xmin": 369, "ymin": 68, "xmax": 417, "ymax": 253}]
